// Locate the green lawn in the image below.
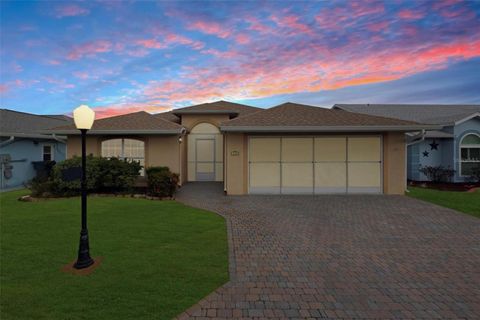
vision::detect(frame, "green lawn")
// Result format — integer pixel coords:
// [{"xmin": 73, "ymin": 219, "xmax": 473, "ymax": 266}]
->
[
  {"xmin": 407, "ymin": 187, "xmax": 480, "ymax": 218},
  {"xmin": 0, "ymin": 190, "xmax": 228, "ymax": 320}
]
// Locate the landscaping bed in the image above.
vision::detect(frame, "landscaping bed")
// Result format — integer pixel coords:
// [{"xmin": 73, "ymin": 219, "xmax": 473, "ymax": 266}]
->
[
  {"xmin": 408, "ymin": 180, "xmax": 480, "ymax": 192},
  {"xmin": 0, "ymin": 189, "xmax": 228, "ymax": 320}
]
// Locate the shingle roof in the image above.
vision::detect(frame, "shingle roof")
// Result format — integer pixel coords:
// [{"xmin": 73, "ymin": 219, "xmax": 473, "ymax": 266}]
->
[
  {"xmin": 50, "ymin": 111, "xmax": 184, "ymax": 134},
  {"xmin": 221, "ymin": 102, "xmax": 438, "ymax": 132},
  {"xmin": 0, "ymin": 109, "xmax": 72, "ymax": 137},
  {"xmin": 334, "ymin": 104, "xmax": 480, "ymax": 125},
  {"xmin": 153, "ymin": 111, "xmax": 180, "ymax": 123},
  {"xmin": 172, "ymin": 100, "xmax": 261, "ymax": 117}
]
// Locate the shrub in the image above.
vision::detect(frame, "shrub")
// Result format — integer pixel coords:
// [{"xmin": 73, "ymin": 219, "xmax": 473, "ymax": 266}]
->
[
  {"xmin": 418, "ymin": 165, "xmax": 455, "ymax": 183},
  {"xmin": 146, "ymin": 166, "xmax": 179, "ymax": 197},
  {"xmin": 467, "ymin": 167, "xmax": 480, "ymax": 183},
  {"xmin": 29, "ymin": 156, "xmax": 142, "ymax": 197}
]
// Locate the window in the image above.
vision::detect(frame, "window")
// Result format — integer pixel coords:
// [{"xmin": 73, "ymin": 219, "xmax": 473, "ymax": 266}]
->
[
  {"xmin": 43, "ymin": 145, "xmax": 53, "ymax": 161},
  {"xmin": 460, "ymin": 133, "xmax": 480, "ymax": 176},
  {"xmin": 101, "ymin": 138, "xmax": 145, "ymax": 175}
]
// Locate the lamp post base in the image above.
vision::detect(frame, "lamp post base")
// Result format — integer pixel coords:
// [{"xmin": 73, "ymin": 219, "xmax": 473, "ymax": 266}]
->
[{"xmin": 73, "ymin": 229, "xmax": 94, "ymax": 269}]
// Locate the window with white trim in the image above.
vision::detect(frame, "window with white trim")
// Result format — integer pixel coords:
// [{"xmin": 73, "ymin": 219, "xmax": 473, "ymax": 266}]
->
[
  {"xmin": 460, "ymin": 134, "xmax": 480, "ymax": 176},
  {"xmin": 42, "ymin": 145, "xmax": 53, "ymax": 161},
  {"xmin": 101, "ymin": 138, "xmax": 145, "ymax": 175}
]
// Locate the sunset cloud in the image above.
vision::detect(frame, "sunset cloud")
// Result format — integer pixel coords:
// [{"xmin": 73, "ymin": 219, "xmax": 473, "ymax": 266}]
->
[
  {"xmin": 67, "ymin": 40, "xmax": 112, "ymax": 60},
  {"xmin": 55, "ymin": 4, "xmax": 89, "ymax": 18}
]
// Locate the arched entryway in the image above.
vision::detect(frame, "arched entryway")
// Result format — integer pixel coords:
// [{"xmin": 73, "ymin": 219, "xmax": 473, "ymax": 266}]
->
[{"xmin": 187, "ymin": 122, "xmax": 223, "ymax": 181}]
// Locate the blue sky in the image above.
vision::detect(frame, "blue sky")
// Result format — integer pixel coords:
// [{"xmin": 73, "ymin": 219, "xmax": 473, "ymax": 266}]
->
[{"xmin": 1, "ymin": 0, "xmax": 479, "ymax": 117}]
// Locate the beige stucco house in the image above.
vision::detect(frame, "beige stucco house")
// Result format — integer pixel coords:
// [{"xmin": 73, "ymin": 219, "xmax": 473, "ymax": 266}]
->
[{"xmin": 52, "ymin": 101, "xmax": 438, "ymax": 195}]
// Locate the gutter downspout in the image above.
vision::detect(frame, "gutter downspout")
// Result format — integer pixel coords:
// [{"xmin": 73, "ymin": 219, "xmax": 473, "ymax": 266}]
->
[
  {"xmin": 405, "ymin": 130, "xmax": 426, "ymax": 193},
  {"xmin": 0, "ymin": 136, "xmax": 15, "ymax": 148}
]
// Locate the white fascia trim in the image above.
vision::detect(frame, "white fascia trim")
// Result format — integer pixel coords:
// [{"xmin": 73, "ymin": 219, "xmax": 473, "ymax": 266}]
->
[
  {"xmin": 455, "ymin": 112, "xmax": 480, "ymax": 126},
  {"xmin": 220, "ymin": 125, "xmax": 442, "ymax": 132}
]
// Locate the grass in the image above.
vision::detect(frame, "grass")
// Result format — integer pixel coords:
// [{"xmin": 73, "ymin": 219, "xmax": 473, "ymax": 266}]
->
[
  {"xmin": 407, "ymin": 187, "xmax": 480, "ymax": 218},
  {"xmin": 0, "ymin": 190, "xmax": 228, "ymax": 320}
]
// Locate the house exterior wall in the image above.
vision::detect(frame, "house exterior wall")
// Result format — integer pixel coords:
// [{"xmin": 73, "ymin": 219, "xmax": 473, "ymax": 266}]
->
[
  {"xmin": 65, "ymin": 134, "xmax": 184, "ymax": 183},
  {"xmin": 407, "ymin": 138, "xmax": 453, "ymax": 181},
  {"xmin": 453, "ymin": 117, "xmax": 480, "ymax": 182},
  {"xmin": 224, "ymin": 133, "xmax": 248, "ymax": 195},
  {"xmin": 0, "ymin": 138, "xmax": 66, "ymax": 189},
  {"xmin": 382, "ymin": 132, "xmax": 406, "ymax": 195}
]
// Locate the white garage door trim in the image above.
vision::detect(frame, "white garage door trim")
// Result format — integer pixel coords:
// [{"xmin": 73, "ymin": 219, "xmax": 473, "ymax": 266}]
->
[{"xmin": 248, "ymin": 135, "xmax": 383, "ymax": 194}]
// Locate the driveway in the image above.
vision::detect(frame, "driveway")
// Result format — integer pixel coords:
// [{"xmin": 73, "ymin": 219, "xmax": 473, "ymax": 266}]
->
[{"xmin": 176, "ymin": 183, "xmax": 480, "ymax": 319}]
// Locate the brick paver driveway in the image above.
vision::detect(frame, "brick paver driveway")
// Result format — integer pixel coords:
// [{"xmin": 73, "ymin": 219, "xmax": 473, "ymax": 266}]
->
[{"xmin": 176, "ymin": 183, "xmax": 480, "ymax": 319}]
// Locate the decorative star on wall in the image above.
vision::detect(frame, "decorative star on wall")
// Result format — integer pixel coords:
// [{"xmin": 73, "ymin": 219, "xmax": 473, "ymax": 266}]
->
[
  {"xmin": 423, "ymin": 150, "xmax": 429, "ymax": 157},
  {"xmin": 429, "ymin": 140, "xmax": 439, "ymax": 150}
]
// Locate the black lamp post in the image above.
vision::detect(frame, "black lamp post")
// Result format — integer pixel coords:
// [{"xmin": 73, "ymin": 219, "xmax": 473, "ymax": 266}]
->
[{"xmin": 73, "ymin": 105, "xmax": 95, "ymax": 269}]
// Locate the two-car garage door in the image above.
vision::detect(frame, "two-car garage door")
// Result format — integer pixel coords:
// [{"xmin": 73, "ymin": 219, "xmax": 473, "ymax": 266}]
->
[{"xmin": 248, "ymin": 136, "xmax": 382, "ymax": 194}]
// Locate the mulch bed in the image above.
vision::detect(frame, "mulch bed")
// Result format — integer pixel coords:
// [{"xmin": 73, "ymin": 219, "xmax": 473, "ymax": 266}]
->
[
  {"xmin": 408, "ymin": 181, "xmax": 480, "ymax": 192},
  {"xmin": 61, "ymin": 256, "xmax": 103, "ymax": 276}
]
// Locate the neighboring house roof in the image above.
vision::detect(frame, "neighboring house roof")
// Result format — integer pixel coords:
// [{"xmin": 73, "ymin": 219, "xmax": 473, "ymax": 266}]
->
[
  {"xmin": 333, "ymin": 104, "xmax": 480, "ymax": 125},
  {"xmin": 221, "ymin": 102, "xmax": 439, "ymax": 132},
  {"xmin": 0, "ymin": 108, "xmax": 72, "ymax": 139},
  {"xmin": 171, "ymin": 100, "xmax": 261, "ymax": 117},
  {"xmin": 50, "ymin": 111, "xmax": 184, "ymax": 135}
]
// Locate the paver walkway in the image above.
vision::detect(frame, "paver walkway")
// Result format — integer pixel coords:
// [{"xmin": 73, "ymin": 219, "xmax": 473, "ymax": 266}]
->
[{"xmin": 176, "ymin": 182, "xmax": 480, "ymax": 319}]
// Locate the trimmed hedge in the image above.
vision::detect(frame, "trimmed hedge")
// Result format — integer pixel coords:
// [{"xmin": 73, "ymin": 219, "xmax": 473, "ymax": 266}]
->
[{"xmin": 29, "ymin": 156, "xmax": 142, "ymax": 197}]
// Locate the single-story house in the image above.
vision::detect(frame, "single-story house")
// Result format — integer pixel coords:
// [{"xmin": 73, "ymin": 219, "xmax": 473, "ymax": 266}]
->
[
  {"xmin": 51, "ymin": 101, "xmax": 439, "ymax": 195},
  {"xmin": 334, "ymin": 104, "xmax": 480, "ymax": 182},
  {"xmin": 0, "ymin": 109, "xmax": 71, "ymax": 189}
]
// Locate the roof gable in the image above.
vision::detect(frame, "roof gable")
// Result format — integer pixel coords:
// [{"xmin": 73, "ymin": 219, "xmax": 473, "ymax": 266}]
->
[{"xmin": 171, "ymin": 100, "xmax": 261, "ymax": 117}]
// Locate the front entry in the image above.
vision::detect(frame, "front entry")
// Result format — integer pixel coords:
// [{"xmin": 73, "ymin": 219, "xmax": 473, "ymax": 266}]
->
[
  {"xmin": 196, "ymin": 139, "xmax": 215, "ymax": 181},
  {"xmin": 187, "ymin": 122, "xmax": 224, "ymax": 182}
]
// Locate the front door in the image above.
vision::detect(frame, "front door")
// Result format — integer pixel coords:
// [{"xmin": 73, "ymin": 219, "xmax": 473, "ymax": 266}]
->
[{"xmin": 196, "ymin": 139, "xmax": 215, "ymax": 181}]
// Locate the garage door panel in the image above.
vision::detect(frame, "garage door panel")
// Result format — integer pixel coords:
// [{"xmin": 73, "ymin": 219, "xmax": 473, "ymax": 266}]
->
[
  {"xmin": 281, "ymin": 163, "xmax": 313, "ymax": 193},
  {"xmin": 348, "ymin": 162, "xmax": 381, "ymax": 193},
  {"xmin": 282, "ymin": 138, "xmax": 313, "ymax": 162},
  {"xmin": 314, "ymin": 137, "xmax": 346, "ymax": 161},
  {"xmin": 348, "ymin": 137, "xmax": 381, "ymax": 161},
  {"xmin": 250, "ymin": 138, "xmax": 280, "ymax": 162},
  {"xmin": 315, "ymin": 163, "xmax": 347, "ymax": 193},
  {"xmin": 249, "ymin": 163, "xmax": 280, "ymax": 194}
]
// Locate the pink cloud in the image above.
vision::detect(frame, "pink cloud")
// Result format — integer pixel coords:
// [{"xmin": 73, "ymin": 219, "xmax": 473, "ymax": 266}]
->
[
  {"xmin": 366, "ymin": 21, "xmax": 389, "ymax": 32},
  {"xmin": 73, "ymin": 71, "xmax": 89, "ymax": 79},
  {"xmin": 398, "ymin": 9, "xmax": 424, "ymax": 20},
  {"xmin": 55, "ymin": 4, "xmax": 89, "ymax": 18},
  {"xmin": 200, "ymin": 48, "xmax": 239, "ymax": 59},
  {"xmin": 0, "ymin": 84, "xmax": 9, "ymax": 94},
  {"xmin": 271, "ymin": 14, "xmax": 313, "ymax": 35},
  {"xmin": 92, "ymin": 104, "xmax": 171, "ymax": 119},
  {"xmin": 136, "ymin": 34, "xmax": 204, "ymax": 51},
  {"xmin": 235, "ymin": 33, "xmax": 250, "ymax": 45},
  {"xmin": 136, "ymin": 39, "xmax": 165, "ymax": 49},
  {"xmin": 67, "ymin": 40, "xmax": 112, "ymax": 60},
  {"xmin": 135, "ymin": 36, "xmax": 480, "ymax": 107},
  {"xmin": 245, "ymin": 17, "xmax": 272, "ymax": 33},
  {"xmin": 47, "ymin": 59, "xmax": 62, "ymax": 65},
  {"xmin": 187, "ymin": 20, "xmax": 231, "ymax": 38}
]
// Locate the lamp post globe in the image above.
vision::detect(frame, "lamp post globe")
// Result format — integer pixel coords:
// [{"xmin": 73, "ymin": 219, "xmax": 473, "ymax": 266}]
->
[{"xmin": 73, "ymin": 105, "xmax": 95, "ymax": 269}]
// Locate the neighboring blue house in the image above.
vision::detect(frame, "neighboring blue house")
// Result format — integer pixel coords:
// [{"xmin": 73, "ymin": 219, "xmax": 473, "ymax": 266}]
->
[
  {"xmin": 0, "ymin": 109, "xmax": 71, "ymax": 190},
  {"xmin": 334, "ymin": 104, "xmax": 480, "ymax": 183}
]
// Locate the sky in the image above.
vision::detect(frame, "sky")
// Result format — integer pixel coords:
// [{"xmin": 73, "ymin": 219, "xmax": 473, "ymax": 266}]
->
[{"xmin": 1, "ymin": 0, "xmax": 479, "ymax": 118}]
